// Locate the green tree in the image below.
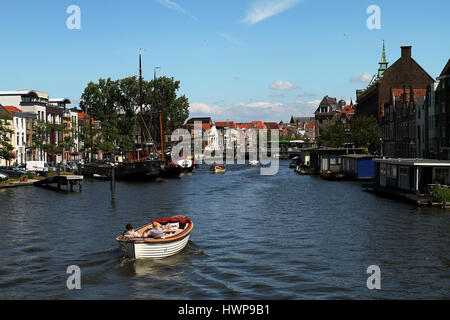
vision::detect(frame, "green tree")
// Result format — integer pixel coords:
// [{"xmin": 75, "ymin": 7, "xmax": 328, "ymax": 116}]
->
[
  {"xmin": 32, "ymin": 120, "xmax": 58, "ymax": 155},
  {"xmin": 59, "ymin": 120, "xmax": 78, "ymax": 155},
  {"xmin": 79, "ymin": 75, "xmax": 190, "ymax": 153},
  {"xmin": 317, "ymin": 120, "xmax": 349, "ymax": 148},
  {"xmin": 143, "ymin": 76, "xmax": 190, "ymax": 148},
  {"xmin": 0, "ymin": 115, "xmax": 14, "ymax": 162},
  {"xmin": 351, "ymin": 116, "xmax": 381, "ymax": 154},
  {"xmin": 80, "ymin": 78, "xmax": 132, "ymax": 152}
]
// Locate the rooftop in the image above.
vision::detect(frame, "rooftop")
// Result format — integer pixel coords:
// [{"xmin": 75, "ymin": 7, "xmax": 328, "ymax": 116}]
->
[
  {"xmin": 341, "ymin": 154, "xmax": 381, "ymax": 159},
  {"xmin": 373, "ymin": 158, "xmax": 450, "ymax": 166}
]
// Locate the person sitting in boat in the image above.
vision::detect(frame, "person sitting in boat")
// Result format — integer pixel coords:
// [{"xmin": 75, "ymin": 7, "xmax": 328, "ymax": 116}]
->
[
  {"xmin": 123, "ymin": 224, "xmax": 139, "ymax": 239},
  {"xmin": 144, "ymin": 221, "xmax": 167, "ymax": 239}
]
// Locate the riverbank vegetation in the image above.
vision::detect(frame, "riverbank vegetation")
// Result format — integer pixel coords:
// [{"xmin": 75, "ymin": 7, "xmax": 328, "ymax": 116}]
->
[
  {"xmin": 317, "ymin": 116, "xmax": 382, "ymax": 154},
  {"xmin": 432, "ymin": 187, "xmax": 450, "ymax": 203}
]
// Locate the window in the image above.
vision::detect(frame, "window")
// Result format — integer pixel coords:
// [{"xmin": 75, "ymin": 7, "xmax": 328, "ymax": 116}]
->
[{"xmin": 387, "ymin": 165, "xmax": 397, "ymax": 178}]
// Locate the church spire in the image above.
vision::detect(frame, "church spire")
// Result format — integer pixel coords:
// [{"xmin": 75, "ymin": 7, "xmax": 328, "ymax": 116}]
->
[
  {"xmin": 381, "ymin": 40, "xmax": 387, "ymax": 63},
  {"xmin": 378, "ymin": 40, "xmax": 389, "ymax": 77}
]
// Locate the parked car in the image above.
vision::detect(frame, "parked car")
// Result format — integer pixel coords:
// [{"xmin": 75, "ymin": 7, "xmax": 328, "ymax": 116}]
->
[
  {"xmin": 0, "ymin": 166, "xmax": 24, "ymax": 179},
  {"xmin": 12, "ymin": 166, "xmax": 27, "ymax": 175},
  {"xmin": 66, "ymin": 162, "xmax": 78, "ymax": 171},
  {"xmin": 0, "ymin": 173, "xmax": 8, "ymax": 182}
]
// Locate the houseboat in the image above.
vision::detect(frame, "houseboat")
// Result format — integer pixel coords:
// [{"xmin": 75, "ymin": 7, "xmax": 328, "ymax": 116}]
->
[
  {"xmin": 373, "ymin": 158, "xmax": 450, "ymax": 195},
  {"xmin": 301, "ymin": 147, "xmax": 364, "ymax": 178},
  {"xmin": 341, "ymin": 154, "xmax": 381, "ymax": 180}
]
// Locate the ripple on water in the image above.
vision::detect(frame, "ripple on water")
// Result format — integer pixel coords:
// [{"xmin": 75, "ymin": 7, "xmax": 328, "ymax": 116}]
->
[{"xmin": 0, "ymin": 162, "xmax": 449, "ymax": 299}]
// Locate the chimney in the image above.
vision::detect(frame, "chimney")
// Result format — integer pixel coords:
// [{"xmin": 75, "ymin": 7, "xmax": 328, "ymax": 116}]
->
[{"xmin": 401, "ymin": 46, "xmax": 412, "ymax": 58}]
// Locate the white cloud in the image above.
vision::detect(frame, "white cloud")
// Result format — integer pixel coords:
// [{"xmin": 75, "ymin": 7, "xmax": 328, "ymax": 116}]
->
[
  {"xmin": 235, "ymin": 101, "xmax": 284, "ymax": 112},
  {"xmin": 218, "ymin": 32, "xmax": 241, "ymax": 45},
  {"xmin": 269, "ymin": 80, "xmax": 297, "ymax": 90},
  {"xmin": 242, "ymin": 0, "xmax": 303, "ymax": 25},
  {"xmin": 189, "ymin": 98, "xmax": 321, "ymax": 122},
  {"xmin": 154, "ymin": 0, "xmax": 197, "ymax": 19},
  {"xmin": 190, "ymin": 102, "xmax": 224, "ymax": 115},
  {"xmin": 237, "ymin": 101, "xmax": 284, "ymax": 110},
  {"xmin": 297, "ymin": 92, "xmax": 316, "ymax": 98},
  {"xmin": 155, "ymin": 0, "xmax": 185, "ymax": 13},
  {"xmin": 295, "ymin": 99, "xmax": 321, "ymax": 116},
  {"xmin": 350, "ymin": 72, "xmax": 373, "ymax": 83},
  {"xmin": 269, "ymin": 93, "xmax": 285, "ymax": 97}
]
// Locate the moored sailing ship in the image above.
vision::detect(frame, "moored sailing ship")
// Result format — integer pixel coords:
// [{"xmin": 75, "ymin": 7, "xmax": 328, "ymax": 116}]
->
[{"xmin": 82, "ymin": 51, "xmax": 162, "ymax": 181}]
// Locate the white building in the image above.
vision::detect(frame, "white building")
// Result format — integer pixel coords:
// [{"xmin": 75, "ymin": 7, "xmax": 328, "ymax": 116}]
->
[
  {"xmin": 0, "ymin": 90, "xmax": 49, "ymax": 161},
  {"xmin": 204, "ymin": 125, "xmax": 221, "ymax": 152},
  {"xmin": 0, "ymin": 90, "xmax": 48, "ymax": 121}
]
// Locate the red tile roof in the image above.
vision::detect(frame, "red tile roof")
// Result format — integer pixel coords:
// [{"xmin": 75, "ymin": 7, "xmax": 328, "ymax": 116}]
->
[
  {"xmin": 237, "ymin": 123, "xmax": 254, "ymax": 129},
  {"xmin": 340, "ymin": 105, "xmax": 355, "ymax": 114},
  {"xmin": 192, "ymin": 123, "xmax": 212, "ymax": 131},
  {"xmin": 392, "ymin": 88, "xmax": 427, "ymax": 104},
  {"xmin": 215, "ymin": 121, "xmax": 237, "ymax": 129},
  {"xmin": 78, "ymin": 112, "xmax": 89, "ymax": 120},
  {"xmin": 264, "ymin": 122, "xmax": 280, "ymax": 130},
  {"xmin": 252, "ymin": 121, "xmax": 266, "ymax": 130},
  {"xmin": 2, "ymin": 106, "xmax": 22, "ymax": 116}
]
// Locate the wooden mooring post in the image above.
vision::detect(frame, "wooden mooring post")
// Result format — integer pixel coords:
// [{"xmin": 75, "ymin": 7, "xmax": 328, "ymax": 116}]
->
[{"xmin": 110, "ymin": 165, "xmax": 116, "ymax": 200}]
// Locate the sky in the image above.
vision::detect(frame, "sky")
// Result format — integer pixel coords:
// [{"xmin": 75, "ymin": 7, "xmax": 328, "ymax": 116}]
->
[{"xmin": 0, "ymin": 0, "xmax": 449, "ymax": 123}]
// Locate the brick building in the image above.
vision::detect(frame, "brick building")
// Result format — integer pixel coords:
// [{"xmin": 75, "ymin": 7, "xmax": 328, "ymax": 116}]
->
[
  {"xmin": 356, "ymin": 45, "xmax": 434, "ymax": 121},
  {"xmin": 382, "ymin": 87, "xmax": 426, "ymax": 158}
]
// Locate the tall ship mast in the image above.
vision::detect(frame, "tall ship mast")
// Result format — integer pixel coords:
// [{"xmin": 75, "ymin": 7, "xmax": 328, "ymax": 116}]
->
[{"xmin": 81, "ymin": 51, "xmax": 161, "ymax": 181}]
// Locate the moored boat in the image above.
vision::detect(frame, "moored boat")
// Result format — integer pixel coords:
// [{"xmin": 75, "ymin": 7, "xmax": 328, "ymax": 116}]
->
[
  {"xmin": 249, "ymin": 160, "xmax": 259, "ymax": 166},
  {"xmin": 209, "ymin": 164, "xmax": 226, "ymax": 174},
  {"xmin": 159, "ymin": 162, "xmax": 183, "ymax": 178},
  {"xmin": 295, "ymin": 164, "xmax": 313, "ymax": 175},
  {"xmin": 82, "ymin": 156, "xmax": 161, "ymax": 181},
  {"xmin": 178, "ymin": 158, "xmax": 194, "ymax": 173},
  {"xmin": 319, "ymin": 170, "xmax": 347, "ymax": 181},
  {"xmin": 289, "ymin": 156, "xmax": 302, "ymax": 168},
  {"xmin": 116, "ymin": 215, "xmax": 194, "ymax": 259}
]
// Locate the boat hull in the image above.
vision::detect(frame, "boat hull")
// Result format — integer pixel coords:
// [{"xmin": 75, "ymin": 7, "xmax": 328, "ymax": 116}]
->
[
  {"xmin": 119, "ymin": 234, "xmax": 190, "ymax": 259},
  {"xmin": 117, "ymin": 215, "xmax": 193, "ymax": 259},
  {"xmin": 82, "ymin": 160, "xmax": 161, "ymax": 181},
  {"xmin": 159, "ymin": 165, "xmax": 183, "ymax": 179},
  {"xmin": 210, "ymin": 165, "xmax": 226, "ymax": 174}
]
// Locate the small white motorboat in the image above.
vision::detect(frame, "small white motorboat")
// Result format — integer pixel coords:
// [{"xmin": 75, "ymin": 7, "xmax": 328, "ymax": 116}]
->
[
  {"xmin": 116, "ymin": 215, "xmax": 194, "ymax": 259},
  {"xmin": 249, "ymin": 160, "xmax": 259, "ymax": 166}
]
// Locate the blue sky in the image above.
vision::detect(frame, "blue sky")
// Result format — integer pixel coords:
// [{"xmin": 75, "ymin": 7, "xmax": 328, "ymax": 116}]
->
[{"xmin": 0, "ymin": 0, "xmax": 449, "ymax": 122}]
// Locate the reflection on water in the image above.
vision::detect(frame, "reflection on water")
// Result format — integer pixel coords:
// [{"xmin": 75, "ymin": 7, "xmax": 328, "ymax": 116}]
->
[{"xmin": 0, "ymin": 161, "xmax": 449, "ymax": 300}]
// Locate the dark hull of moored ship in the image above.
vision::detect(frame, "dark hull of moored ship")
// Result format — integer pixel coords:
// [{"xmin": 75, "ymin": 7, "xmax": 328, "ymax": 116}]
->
[
  {"xmin": 181, "ymin": 164, "xmax": 194, "ymax": 173},
  {"xmin": 116, "ymin": 160, "xmax": 161, "ymax": 181},
  {"xmin": 159, "ymin": 164, "xmax": 183, "ymax": 179},
  {"xmin": 82, "ymin": 160, "xmax": 161, "ymax": 181}
]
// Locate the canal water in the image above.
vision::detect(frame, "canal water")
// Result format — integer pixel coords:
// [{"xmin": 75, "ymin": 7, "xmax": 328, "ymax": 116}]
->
[{"xmin": 0, "ymin": 161, "xmax": 449, "ymax": 299}]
